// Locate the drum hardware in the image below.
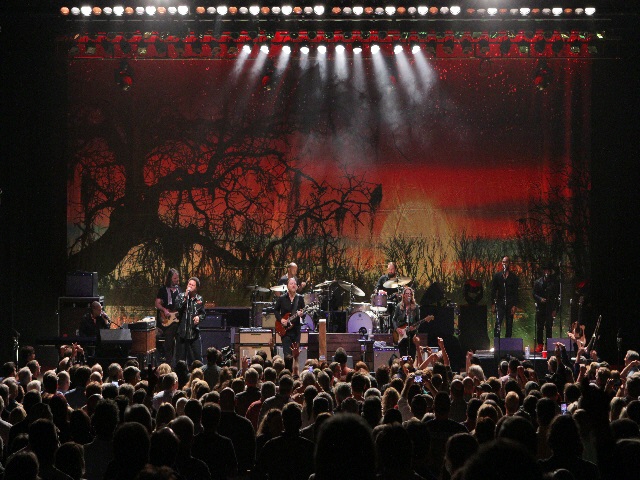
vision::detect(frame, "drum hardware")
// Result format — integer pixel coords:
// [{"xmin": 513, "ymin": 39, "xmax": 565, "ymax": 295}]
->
[
  {"xmin": 382, "ymin": 276, "xmax": 412, "ymax": 289},
  {"xmin": 371, "ymin": 293, "xmax": 388, "ymax": 312},
  {"xmin": 246, "ymin": 284, "xmax": 270, "ymax": 293}
]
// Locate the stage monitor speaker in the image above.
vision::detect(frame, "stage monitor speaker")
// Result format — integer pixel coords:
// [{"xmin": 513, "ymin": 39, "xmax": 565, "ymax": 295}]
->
[
  {"xmin": 374, "ymin": 347, "xmax": 399, "ymax": 369},
  {"xmin": 200, "ymin": 328, "xmax": 234, "ymax": 351},
  {"xmin": 207, "ymin": 307, "xmax": 251, "ymax": 327},
  {"xmin": 99, "ymin": 329, "xmax": 132, "ymax": 344},
  {"xmin": 66, "ymin": 271, "xmax": 99, "ymax": 297},
  {"xmin": 419, "ymin": 306, "xmax": 454, "ymax": 337},
  {"xmin": 458, "ymin": 305, "xmax": 490, "ymax": 351},
  {"xmin": 58, "ymin": 296, "xmax": 104, "ymax": 336},
  {"xmin": 546, "ymin": 337, "xmax": 574, "ymax": 353},
  {"xmin": 494, "ymin": 337, "xmax": 524, "ymax": 359}
]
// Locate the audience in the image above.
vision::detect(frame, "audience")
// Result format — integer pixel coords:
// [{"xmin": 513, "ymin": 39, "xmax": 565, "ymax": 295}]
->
[{"xmin": 1, "ymin": 342, "xmax": 638, "ymax": 480}]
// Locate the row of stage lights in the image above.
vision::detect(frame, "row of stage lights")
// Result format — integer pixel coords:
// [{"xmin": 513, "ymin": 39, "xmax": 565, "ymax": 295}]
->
[
  {"xmin": 61, "ymin": 5, "xmax": 597, "ymax": 17},
  {"xmin": 70, "ymin": 35, "xmax": 602, "ymax": 58}
]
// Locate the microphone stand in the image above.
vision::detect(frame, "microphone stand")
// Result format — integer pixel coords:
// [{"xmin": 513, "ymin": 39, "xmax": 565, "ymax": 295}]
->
[{"xmin": 557, "ymin": 261, "xmax": 563, "ymax": 338}]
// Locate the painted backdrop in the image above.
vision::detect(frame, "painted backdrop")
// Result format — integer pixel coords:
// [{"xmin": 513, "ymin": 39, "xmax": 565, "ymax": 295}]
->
[{"xmin": 66, "ymin": 54, "xmax": 592, "ymax": 343}]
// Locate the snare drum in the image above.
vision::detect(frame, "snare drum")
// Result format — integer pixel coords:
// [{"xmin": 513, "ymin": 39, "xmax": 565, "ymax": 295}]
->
[
  {"xmin": 347, "ymin": 311, "xmax": 377, "ymax": 334},
  {"xmin": 370, "ymin": 293, "xmax": 388, "ymax": 312},
  {"xmin": 301, "ymin": 314, "xmax": 315, "ymax": 332}
]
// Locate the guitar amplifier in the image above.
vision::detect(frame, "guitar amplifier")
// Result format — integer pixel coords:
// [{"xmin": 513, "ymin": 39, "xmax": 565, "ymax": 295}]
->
[
  {"xmin": 66, "ymin": 271, "xmax": 99, "ymax": 297},
  {"xmin": 239, "ymin": 328, "xmax": 273, "ymax": 344},
  {"xmin": 275, "ymin": 331, "xmax": 309, "ymax": 345},
  {"xmin": 201, "ymin": 313, "xmax": 225, "ymax": 329},
  {"xmin": 129, "ymin": 320, "xmax": 156, "ymax": 354}
]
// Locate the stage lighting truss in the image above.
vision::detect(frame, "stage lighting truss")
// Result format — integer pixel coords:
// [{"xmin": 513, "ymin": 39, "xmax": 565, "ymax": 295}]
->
[{"xmin": 60, "ymin": 3, "xmax": 599, "ymax": 19}]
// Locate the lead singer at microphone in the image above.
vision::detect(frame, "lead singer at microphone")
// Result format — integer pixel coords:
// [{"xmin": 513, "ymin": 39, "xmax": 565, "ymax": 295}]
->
[
  {"xmin": 175, "ymin": 277, "xmax": 206, "ymax": 364},
  {"xmin": 79, "ymin": 301, "xmax": 111, "ymax": 337},
  {"xmin": 490, "ymin": 256, "xmax": 519, "ymax": 338}
]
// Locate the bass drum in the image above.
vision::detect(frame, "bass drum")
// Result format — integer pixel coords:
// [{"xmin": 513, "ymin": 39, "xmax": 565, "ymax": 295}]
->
[
  {"xmin": 301, "ymin": 314, "xmax": 315, "ymax": 332},
  {"xmin": 347, "ymin": 311, "xmax": 377, "ymax": 334}
]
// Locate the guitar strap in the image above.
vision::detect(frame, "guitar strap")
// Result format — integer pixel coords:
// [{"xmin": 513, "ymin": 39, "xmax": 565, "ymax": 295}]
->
[{"xmin": 291, "ymin": 294, "xmax": 300, "ymax": 326}]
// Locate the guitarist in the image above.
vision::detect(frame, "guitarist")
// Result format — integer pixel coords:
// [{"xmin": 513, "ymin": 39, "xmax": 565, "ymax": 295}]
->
[
  {"xmin": 274, "ymin": 277, "xmax": 305, "ymax": 356},
  {"xmin": 155, "ymin": 268, "xmax": 181, "ymax": 366},
  {"xmin": 392, "ymin": 287, "xmax": 421, "ymax": 358}
]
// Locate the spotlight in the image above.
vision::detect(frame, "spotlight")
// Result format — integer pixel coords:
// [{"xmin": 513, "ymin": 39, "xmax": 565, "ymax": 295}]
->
[
  {"xmin": 410, "ymin": 42, "xmax": 420, "ymax": 54},
  {"xmin": 461, "ymin": 39, "xmax": 473, "ymax": 54},
  {"xmin": 499, "ymin": 39, "xmax": 512, "ymax": 55},
  {"xmin": 300, "ymin": 43, "xmax": 310, "ymax": 54},
  {"xmin": 314, "ymin": 5, "xmax": 324, "ymax": 15},
  {"xmin": 443, "ymin": 39, "xmax": 454, "ymax": 54},
  {"xmin": 393, "ymin": 43, "xmax": 403, "ymax": 54},
  {"xmin": 343, "ymin": 31, "xmax": 352, "ymax": 40},
  {"xmin": 137, "ymin": 42, "xmax": 147, "ymax": 56},
  {"xmin": 242, "ymin": 43, "xmax": 252, "ymax": 53},
  {"xmin": 534, "ymin": 39, "xmax": 546, "ymax": 53},
  {"xmin": 518, "ymin": 41, "xmax": 529, "ymax": 54},
  {"xmin": 585, "ymin": 7, "xmax": 595, "ymax": 15},
  {"xmin": 308, "ymin": 31, "xmax": 317, "ymax": 40},
  {"xmin": 282, "ymin": 5, "xmax": 292, "ymax": 15},
  {"xmin": 361, "ymin": 31, "xmax": 370, "ymax": 40},
  {"xmin": 260, "ymin": 44, "xmax": 270, "ymax": 54},
  {"xmin": 371, "ymin": 44, "xmax": 380, "ymax": 54},
  {"xmin": 175, "ymin": 39, "xmax": 185, "ymax": 56},
  {"xmin": 378, "ymin": 31, "xmax": 388, "ymax": 40},
  {"xmin": 318, "ymin": 44, "xmax": 327, "ymax": 54},
  {"xmin": 227, "ymin": 42, "xmax": 238, "ymax": 54},
  {"xmin": 83, "ymin": 41, "xmax": 96, "ymax": 55},
  {"xmin": 552, "ymin": 39, "xmax": 564, "ymax": 54},
  {"xmin": 335, "ymin": 44, "xmax": 345, "ymax": 53},
  {"xmin": 325, "ymin": 31, "xmax": 335, "ymax": 40},
  {"xmin": 569, "ymin": 40, "xmax": 581, "ymax": 54},
  {"xmin": 119, "ymin": 39, "xmax": 132, "ymax": 54},
  {"xmin": 450, "ymin": 6, "xmax": 461, "ymax": 15},
  {"xmin": 282, "ymin": 43, "xmax": 292, "ymax": 54},
  {"xmin": 353, "ymin": 6, "xmax": 363, "ymax": 15},
  {"xmin": 353, "ymin": 41, "xmax": 363, "ymax": 54}
]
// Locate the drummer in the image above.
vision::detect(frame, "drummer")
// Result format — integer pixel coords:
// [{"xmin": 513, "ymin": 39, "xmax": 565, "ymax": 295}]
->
[
  {"xmin": 376, "ymin": 261, "xmax": 402, "ymax": 299},
  {"xmin": 276, "ymin": 262, "xmax": 307, "ymax": 296}
]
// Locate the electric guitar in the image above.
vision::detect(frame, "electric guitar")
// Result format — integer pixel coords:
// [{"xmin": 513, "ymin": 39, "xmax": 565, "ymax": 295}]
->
[
  {"xmin": 393, "ymin": 315, "xmax": 435, "ymax": 344},
  {"xmin": 159, "ymin": 310, "xmax": 179, "ymax": 328},
  {"xmin": 275, "ymin": 302, "xmax": 319, "ymax": 337}
]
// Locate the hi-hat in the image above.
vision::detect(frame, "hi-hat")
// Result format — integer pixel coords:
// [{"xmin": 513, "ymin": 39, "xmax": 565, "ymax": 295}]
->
[
  {"xmin": 338, "ymin": 281, "xmax": 365, "ymax": 297},
  {"xmin": 246, "ymin": 284, "xmax": 270, "ymax": 293},
  {"xmin": 269, "ymin": 284, "xmax": 288, "ymax": 292},
  {"xmin": 383, "ymin": 276, "xmax": 412, "ymax": 289}
]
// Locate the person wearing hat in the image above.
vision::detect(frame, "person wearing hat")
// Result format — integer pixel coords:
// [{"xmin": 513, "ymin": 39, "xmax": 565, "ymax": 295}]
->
[{"xmin": 533, "ymin": 262, "xmax": 560, "ymax": 353}]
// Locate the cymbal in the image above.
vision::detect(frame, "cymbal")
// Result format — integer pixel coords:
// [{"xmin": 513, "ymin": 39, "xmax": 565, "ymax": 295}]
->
[
  {"xmin": 315, "ymin": 280, "xmax": 336, "ymax": 288},
  {"xmin": 338, "ymin": 281, "xmax": 366, "ymax": 297},
  {"xmin": 383, "ymin": 276, "xmax": 412, "ymax": 289},
  {"xmin": 269, "ymin": 284, "xmax": 288, "ymax": 292},
  {"xmin": 246, "ymin": 284, "xmax": 270, "ymax": 293}
]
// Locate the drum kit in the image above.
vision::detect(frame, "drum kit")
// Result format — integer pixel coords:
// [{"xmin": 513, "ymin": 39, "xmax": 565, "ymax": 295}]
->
[{"xmin": 245, "ymin": 275, "xmax": 413, "ymax": 334}]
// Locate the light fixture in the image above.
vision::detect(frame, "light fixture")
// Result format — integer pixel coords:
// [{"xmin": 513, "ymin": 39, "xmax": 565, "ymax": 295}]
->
[
  {"xmin": 335, "ymin": 44, "xmax": 345, "ymax": 53},
  {"xmin": 371, "ymin": 43, "xmax": 380, "ymax": 54},
  {"xmin": 282, "ymin": 43, "xmax": 292, "ymax": 54},
  {"xmin": 518, "ymin": 41, "xmax": 529, "ymax": 54},
  {"xmin": 450, "ymin": 6, "xmax": 461, "ymax": 15},
  {"xmin": 461, "ymin": 39, "xmax": 473, "ymax": 54},
  {"xmin": 300, "ymin": 43, "xmax": 310, "ymax": 54},
  {"xmin": 353, "ymin": 41, "xmax": 363, "ymax": 54},
  {"xmin": 394, "ymin": 43, "xmax": 403, "ymax": 54},
  {"xmin": 443, "ymin": 38, "xmax": 454, "ymax": 54},
  {"xmin": 318, "ymin": 44, "xmax": 327, "ymax": 54},
  {"xmin": 499, "ymin": 39, "xmax": 512, "ymax": 55},
  {"xmin": 411, "ymin": 42, "xmax": 420, "ymax": 54}
]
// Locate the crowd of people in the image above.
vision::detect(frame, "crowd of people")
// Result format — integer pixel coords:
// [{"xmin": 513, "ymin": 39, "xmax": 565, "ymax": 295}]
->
[{"xmin": 1, "ymin": 339, "xmax": 640, "ymax": 480}]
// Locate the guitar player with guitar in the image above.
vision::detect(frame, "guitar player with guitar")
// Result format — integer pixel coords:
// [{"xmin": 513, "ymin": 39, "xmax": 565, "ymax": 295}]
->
[
  {"xmin": 155, "ymin": 268, "xmax": 181, "ymax": 366},
  {"xmin": 274, "ymin": 277, "xmax": 305, "ymax": 356},
  {"xmin": 392, "ymin": 287, "xmax": 435, "ymax": 358}
]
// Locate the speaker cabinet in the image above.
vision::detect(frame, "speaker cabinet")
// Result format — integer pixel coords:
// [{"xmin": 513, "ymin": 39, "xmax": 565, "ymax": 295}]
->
[
  {"xmin": 459, "ymin": 305, "xmax": 490, "ymax": 351},
  {"xmin": 58, "ymin": 296, "xmax": 104, "ymax": 336},
  {"xmin": 200, "ymin": 328, "xmax": 234, "ymax": 351},
  {"xmin": 206, "ymin": 307, "xmax": 251, "ymax": 327},
  {"xmin": 66, "ymin": 272, "xmax": 99, "ymax": 297}
]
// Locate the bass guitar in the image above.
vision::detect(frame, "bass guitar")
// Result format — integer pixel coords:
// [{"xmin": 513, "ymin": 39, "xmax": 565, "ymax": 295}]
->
[
  {"xmin": 393, "ymin": 315, "xmax": 435, "ymax": 344},
  {"xmin": 275, "ymin": 302, "xmax": 319, "ymax": 337}
]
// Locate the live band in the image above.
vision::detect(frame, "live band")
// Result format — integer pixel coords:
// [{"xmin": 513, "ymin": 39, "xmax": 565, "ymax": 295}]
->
[{"xmin": 144, "ymin": 256, "xmax": 564, "ymax": 365}]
